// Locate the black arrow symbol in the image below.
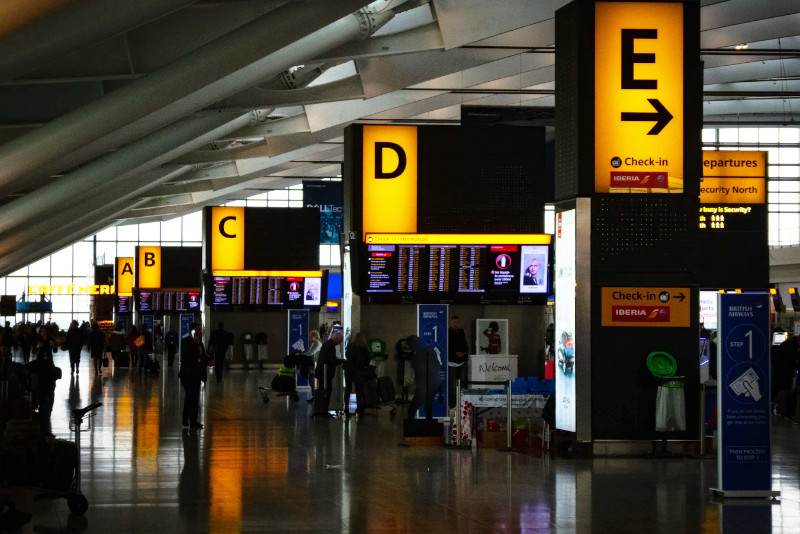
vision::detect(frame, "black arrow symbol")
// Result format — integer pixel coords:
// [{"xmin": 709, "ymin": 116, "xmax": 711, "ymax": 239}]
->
[
  {"xmin": 621, "ymin": 98, "xmax": 673, "ymax": 135},
  {"xmin": 675, "ymin": 292, "xmax": 686, "ymax": 302}
]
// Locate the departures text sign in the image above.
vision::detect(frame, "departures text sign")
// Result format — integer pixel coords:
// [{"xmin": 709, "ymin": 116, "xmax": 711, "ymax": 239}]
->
[
  {"xmin": 595, "ymin": 2, "xmax": 684, "ymax": 193},
  {"xmin": 601, "ymin": 286, "xmax": 690, "ymax": 327}
]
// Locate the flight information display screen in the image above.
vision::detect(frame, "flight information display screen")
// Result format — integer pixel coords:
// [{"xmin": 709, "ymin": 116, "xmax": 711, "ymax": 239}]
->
[
  {"xmin": 361, "ymin": 239, "xmax": 550, "ymax": 304},
  {"xmin": 211, "ymin": 275, "xmax": 324, "ymax": 310},
  {"xmin": 136, "ymin": 291, "xmax": 201, "ymax": 313}
]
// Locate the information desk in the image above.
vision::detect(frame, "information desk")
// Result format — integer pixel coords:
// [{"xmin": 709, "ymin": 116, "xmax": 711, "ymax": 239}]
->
[{"xmin": 456, "ymin": 385, "xmax": 547, "ymax": 450}]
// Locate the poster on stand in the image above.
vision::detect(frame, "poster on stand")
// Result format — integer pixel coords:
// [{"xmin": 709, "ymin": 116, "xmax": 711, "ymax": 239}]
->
[
  {"xmin": 555, "ymin": 209, "xmax": 576, "ymax": 432},
  {"xmin": 475, "ymin": 318, "xmax": 509, "ymax": 355},
  {"xmin": 417, "ymin": 304, "xmax": 448, "ymax": 419},
  {"xmin": 715, "ymin": 292, "xmax": 775, "ymax": 497},
  {"xmin": 288, "ymin": 309, "xmax": 310, "ymax": 389}
]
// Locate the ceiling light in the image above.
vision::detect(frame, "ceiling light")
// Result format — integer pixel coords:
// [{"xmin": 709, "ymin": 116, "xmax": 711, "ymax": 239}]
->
[{"xmin": 734, "ymin": 44, "xmax": 749, "ymax": 50}]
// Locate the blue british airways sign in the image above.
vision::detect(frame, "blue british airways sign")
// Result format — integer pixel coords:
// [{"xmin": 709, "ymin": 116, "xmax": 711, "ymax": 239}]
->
[{"xmin": 715, "ymin": 292, "xmax": 775, "ymax": 497}]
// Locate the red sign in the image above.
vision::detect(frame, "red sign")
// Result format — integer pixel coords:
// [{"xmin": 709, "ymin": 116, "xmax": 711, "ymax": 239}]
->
[
  {"xmin": 610, "ymin": 172, "xmax": 669, "ymax": 188},
  {"xmin": 490, "ymin": 245, "xmax": 518, "ymax": 252},
  {"xmin": 557, "ymin": 212, "xmax": 562, "ymax": 238},
  {"xmin": 611, "ymin": 306, "xmax": 671, "ymax": 323}
]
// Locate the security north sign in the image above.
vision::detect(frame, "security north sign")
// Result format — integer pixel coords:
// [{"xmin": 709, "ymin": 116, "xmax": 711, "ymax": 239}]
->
[
  {"xmin": 595, "ymin": 2, "xmax": 684, "ymax": 193},
  {"xmin": 601, "ymin": 287, "xmax": 691, "ymax": 327}
]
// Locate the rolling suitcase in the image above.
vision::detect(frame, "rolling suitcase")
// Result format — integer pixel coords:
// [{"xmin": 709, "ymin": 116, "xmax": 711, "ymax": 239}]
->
[
  {"xmin": 363, "ymin": 378, "xmax": 380, "ymax": 408},
  {"xmin": 378, "ymin": 376, "xmax": 395, "ymax": 403},
  {"xmin": 312, "ymin": 365, "xmax": 330, "ymax": 417},
  {"xmin": 115, "ymin": 351, "xmax": 130, "ymax": 368},
  {"xmin": 147, "ymin": 358, "xmax": 160, "ymax": 374}
]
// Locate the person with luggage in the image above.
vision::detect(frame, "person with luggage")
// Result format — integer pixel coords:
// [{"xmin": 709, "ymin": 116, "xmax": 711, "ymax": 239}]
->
[
  {"xmin": 127, "ymin": 326, "xmax": 140, "ymax": 369},
  {"xmin": 447, "ymin": 315, "xmax": 469, "ymax": 408},
  {"xmin": 344, "ymin": 332, "xmax": 371, "ymax": 418},
  {"xmin": 165, "ymin": 326, "xmax": 179, "ymax": 367},
  {"xmin": 406, "ymin": 335, "xmax": 442, "ymax": 422},
  {"xmin": 314, "ymin": 331, "xmax": 343, "ymax": 417},
  {"xmin": 65, "ymin": 320, "xmax": 83, "ymax": 375},
  {"xmin": 305, "ymin": 330, "xmax": 322, "ymax": 403},
  {"xmin": 89, "ymin": 322, "xmax": 106, "ymax": 376},
  {"xmin": 208, "ymin": 322, "xmax": 233, "ymax": 383},
  {"xmin": 27, "ymin": 328, "xmax": 61, "ymax": 436},
  {"xmin": 179, "ymin": 323, "xmax": 208, "ymax": 429}
]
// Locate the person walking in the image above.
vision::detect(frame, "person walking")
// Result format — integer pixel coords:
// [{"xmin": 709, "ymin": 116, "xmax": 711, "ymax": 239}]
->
[
  {"xmin": 89, "ymin": 321, "xmax": 106, "ymax": 376},
  {"xmin": 165, "ymin": 326, "xmax": 179, "ymax": 367},
  {"xmin": 65, "ymin": 320, "xmax": 83, "ymax": 375},
  {"xmin": 27, "ymin": 328, "xmax": 61, "ymax": 436},
  {"xmin": 127, "ymin": 326, "xmax": 140, "ymax": 369},
  {"xmin": 315, "ymin": 331, "xmax": 344, "ymax": 417},
  {"xmin": 406, "ymin": 335, "xmax": 441, "ymax": 422},
  {"xmin": 447, "ymin": 315, "xmax": 469, "ymax": 408},
  {"xmin": 344, "ymin": 332, "xmax": 371, "ymax": 417},
  {"xmin": 179, "ymin": 323, "xmax": 208, "ymax": 428},
  {"xmin": 208, "ymin": 322, "xmax": 233, "ymax": 383},
  {"xmin": 305, "ymin": 330, "xmax": 322, "ymax": 403}
]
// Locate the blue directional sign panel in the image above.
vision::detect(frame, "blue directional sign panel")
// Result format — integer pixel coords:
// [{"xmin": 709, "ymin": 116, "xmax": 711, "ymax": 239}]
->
[
  {"xmin": 717, "ymin": 292, "xmax": 771, "ymax": 494},
  {"xmin": 287, "ymin": 309, "xmax": 310, "ymax": 388},
  {"xmin": 417, "ymin": 304, "xmax": 448, "ymax": 419},
  {"xmin": 178, "ymin": 313, "xmax": 194, "ymax": 364}
]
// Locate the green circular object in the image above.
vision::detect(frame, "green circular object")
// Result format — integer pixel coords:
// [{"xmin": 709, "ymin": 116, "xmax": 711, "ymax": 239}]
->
[{"xmin": 646, "ymin": 351, "xmax": 676, "ymax": 378}]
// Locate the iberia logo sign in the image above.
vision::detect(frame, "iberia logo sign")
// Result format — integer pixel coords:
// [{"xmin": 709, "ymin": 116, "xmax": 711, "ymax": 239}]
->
[
  {"xmin": 610, "ymin": 172, "xmax": 668, "ymax": 189},
  {"xmin": 602, "ymin": 286, "xmax": 690, "ymax": 328},
  {"xmin": 611, "ymin": 305, "xmax": 670, "ymax": 322}
]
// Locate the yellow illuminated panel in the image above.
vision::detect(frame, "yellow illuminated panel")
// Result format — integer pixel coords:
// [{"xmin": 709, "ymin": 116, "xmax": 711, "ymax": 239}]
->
[
  {"xmin": 790, "ymin": 288, "xmax": 796, "ymax": 295},
  {"xmin": 595, "ymin": 2, "xmax": 683, "ymax": 193},
  {"xmin": 211, "ymin": 206, "xmax": 245, "ymax": 271},
  {"xmin": 116, "ymin": 257, "xmax": 134, "ymax": 296},
  {"xmin": 601, "ymin": 286, "xmax": 690, "ymax": 327},
  {"xmin": 212, "ymin": 270, "xmax": 323, "ymax": 277},
  {"xmin": 702, "ymin": 151, "xmax": 767, "ymax": 177},
  {"xmin": 364, "ymin": 233, "xmax": 552, "ymax": 245},
  {"xmin": 770, "ymin": 288, "xmax": 777, "ymax": 295},
  {"xmin": 699, "ymin": 178, "xmax": 765, "ymax": 204},
  {"xmin": 362, "ymin": 125, "xmax": 417, "ymax": 238},
  {"xmin": 137, "ymin": 246, "xmax": 161, "ymax": 289}
]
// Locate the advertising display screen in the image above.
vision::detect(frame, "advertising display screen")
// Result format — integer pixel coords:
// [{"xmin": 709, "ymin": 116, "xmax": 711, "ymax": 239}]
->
[
  {"xmin": 360, "ymin": 235, "xmax": 550, "ymax": 305},
  {"xmin": 554, "ymin": 210, "xmax": 576, "ymax": 432},
  {"xmin": 699, "ymin": 290, "xmax": 719, "ymax": 330}
]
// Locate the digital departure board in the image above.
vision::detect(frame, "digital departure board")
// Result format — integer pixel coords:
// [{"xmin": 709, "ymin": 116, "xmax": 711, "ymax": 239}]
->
[
  {"xmin": 117, "ymin": 296, "xmax": 130, "ymax": 314},
  {"xmin": 211, "ymin": 274, "xmax": 324, "ymax": 310},
  {"xmin": 136, "ymin": 290, "xmax": 200, "ymax": 313},
  {"xmin": 361, "ymin": 237, "xmax": 550, "ymax": 304}
]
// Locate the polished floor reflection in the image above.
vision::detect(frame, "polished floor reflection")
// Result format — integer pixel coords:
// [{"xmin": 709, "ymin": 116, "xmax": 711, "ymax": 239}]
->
[{"xmin": 3, "ymin": 350, "xmax": 799, "ymax": 533}]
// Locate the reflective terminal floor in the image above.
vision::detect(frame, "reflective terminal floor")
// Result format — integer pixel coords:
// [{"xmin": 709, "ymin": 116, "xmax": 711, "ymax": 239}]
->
[{"xmin": 4, "ymin": 350, "xmax": 800, "ymax": 533}]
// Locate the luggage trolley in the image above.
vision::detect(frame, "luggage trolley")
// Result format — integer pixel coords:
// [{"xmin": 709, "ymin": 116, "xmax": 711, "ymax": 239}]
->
[
  {"xmin": 33, "ymin": 401, "xmax": 102, "ymax": 514},
  {"xmin": 258, "ymin": 353, "xmax": 313, "ymax": 404}
]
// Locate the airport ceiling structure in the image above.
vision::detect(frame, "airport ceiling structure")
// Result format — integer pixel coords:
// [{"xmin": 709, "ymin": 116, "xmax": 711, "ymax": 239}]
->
[{"xmin": 0, "ymin": 0, "xmax": 798, "ymax": 276}]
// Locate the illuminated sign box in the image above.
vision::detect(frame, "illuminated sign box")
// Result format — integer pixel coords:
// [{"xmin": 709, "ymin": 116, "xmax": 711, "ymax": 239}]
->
[
  {"xmin": 116, "ymin": 257, "xmax": 134, "ymax": 296},
  {"xmin": 601, "ymin": 286, "xmax": 691, "ymax": 328},
  {"xmin": 595, "ymin": 2, "xmax": 684, "ymax": 193},
  {"xmin": 702, "ymin": 151, "xmax": 767, "ymax": 177}
]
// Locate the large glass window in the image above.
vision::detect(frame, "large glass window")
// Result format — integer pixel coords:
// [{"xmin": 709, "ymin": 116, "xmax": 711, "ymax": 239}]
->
[
  {"xmin": 703, "ymin": 127, "xmax": 800, "ymax": 247},
  {"xmin": 2, "ymin": 179, "xmax": 341, "ymax": 322}
]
